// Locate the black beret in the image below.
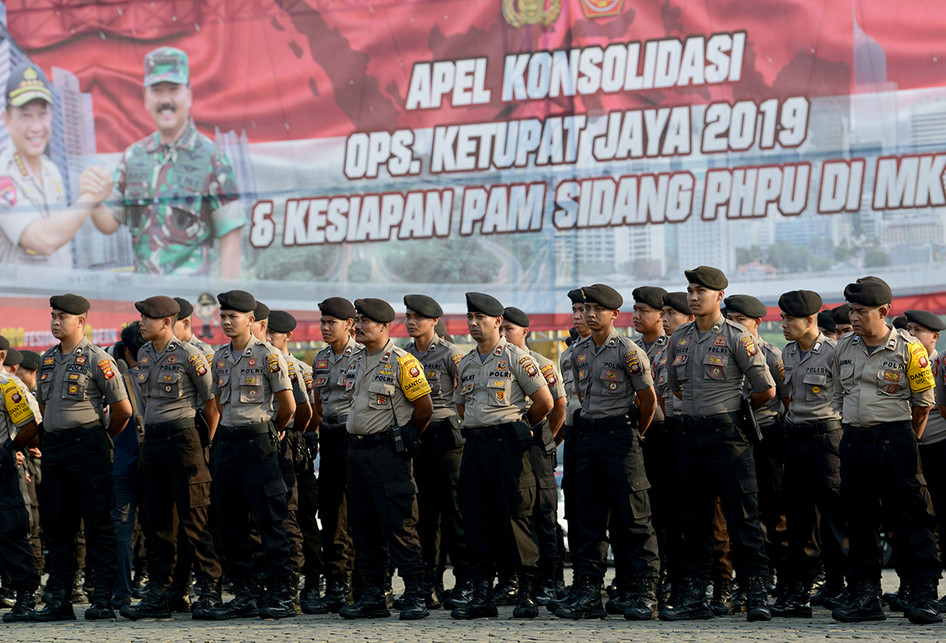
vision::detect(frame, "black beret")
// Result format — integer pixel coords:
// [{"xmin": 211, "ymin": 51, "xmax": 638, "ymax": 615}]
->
[
  {"xmin": 19, "ymin": 350, "xmax": 41, "ymax": 371},
  {"xmin": 778, "ymin": 290, "xmax": 822, "ymax": 318},
  {"xmin": 892, "ymin": 315, "xmax": 908, "ymax": 330},
  {"xmin": 268, "ymin": 310, "xmax": 297, "ymax": 333},
  {"xmin": 4, "ymin": 348, "xmax": 22, "ymax": 367},
  {"xmin": 905, "ymin": 310, "xmax": 945, "ymax": 332},
  {"xmin": 434, "ymin": 320, "xmax": 454, "ymax": 343},
  {"xmin": 355, "ymin": 298, "xmax": 396, "ymax": 323},
  {"xmin": 217, "ymin": 290, "xmax": 256, "ymax": 313},
  {"xmin": 662, "ymin": 292, "xmax": 690, "ymax": 316},
  {"xmin": 567, "ymin": 288, "xmax": 584, "ymax": 304},
  {"xmin": 254, "ymin": 301, "xmax": 270, "ymax": 321},
  {"xmin": 50, "ymin": 293, "xmax": 90, "ymax": 315},
  {"xmin": 724, "ymin": 295, "xmax": 767, "ymax": 319},
  {"xmin": 134, "ymin": 295, "xmax": 180, "ymax": 319},
  {"xmin": 503, "ymin": 307, "xmax": 530, "ymax": 328},
  {"xmin": 817, "ymin": 311, "xmax": 837, "ymax": 332},
  {"xmin": 831, "ymin": 303, "xmax": 850, "ymax": 325},
  {"xmin": 684, "ymin": 265, "xmax": 728, "ymax": 290},
  {"xmin": 319, "ymin": 297, "xmax": 357, "ymax": 320},
  {"xmin": 173, "ymin": 297, "xmax": 194, "ymax": 319},
  {"xmin": 582, "ymin": 284, "xmax": 623, "ymax": 309},
  {"xmin": 844, "ymin": 276, "xmax": 892, "ymax": 307},
  {"xmin": 632, "ymin": 286, "xmax": 668, "ymax": 310},
  {"xmin": 403, "ymin": 294, "xmax": 443, "ymax": 318},
  {"xmin": 0, "ymin": 336, "xmax": 8, "ymax": 350},
  {"xmin": 466, "ymin": 292, "xmax": 504, "ymax": 316}
]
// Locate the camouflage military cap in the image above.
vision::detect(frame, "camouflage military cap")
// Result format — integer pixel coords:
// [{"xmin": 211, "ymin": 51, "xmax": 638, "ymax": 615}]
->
[
  {"xmin": 503, "ymin": 307, "xmax": 530, "ymax": 328},
  {"xmin": 268, "ymin": 310, "xmax": 297, "ymax": 334},
  {"xmin": 144, "ymin": 47, "xmax": 189, "ymax": 86},
  {"xmin": 6, "ymin": 63, "xmax": 52, "ymax": 108}
]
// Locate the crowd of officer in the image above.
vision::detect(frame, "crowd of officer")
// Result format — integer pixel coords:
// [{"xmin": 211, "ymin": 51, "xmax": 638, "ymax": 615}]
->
[{"xmin": 1, "ymin": 266, "xmax": 945, "ymax": 626}]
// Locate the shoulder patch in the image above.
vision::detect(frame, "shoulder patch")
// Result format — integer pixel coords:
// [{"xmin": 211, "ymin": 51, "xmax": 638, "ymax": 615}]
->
[
  {"xmin": 1, "ymin": 378, "xmax": 32, "ymax": 425},
  {"xmin": 188, "ymin": 353, "xmax": 208, "ymax": 376},
  {"xmin": 539, "ymin": 363, "xmax": 558, "ymax": 386},
  {"xmin": 907, "ymin": 342, "xmax": 935, "ymax": 393},
  {"xmin": 518, "ymin": 355, "xmax": 538, "ymax": 377},
  {"xmin": 265, "ymin": 353, "xmax": 281, "ymax": 374},
  {"xmin": 98, "ymin": 358, "xmax": 116, "ymax": 380},
  {"xmin": 0, "ymin": 176, "xmax": 17, "ymax": 206},
  {"xmin": 625, "ymin": 350, "xmax": 642, "ymax": 374},
  {"xmin": 397, "ymin": 354, "xmax": 432, "ymax": 401},
  {"xmin": 452, "ymin": 353, "xmax": 463, "ymax": 366},
  {"xmin": 740, "ymin": 335, "xmax": 758, "ymax": 356}
]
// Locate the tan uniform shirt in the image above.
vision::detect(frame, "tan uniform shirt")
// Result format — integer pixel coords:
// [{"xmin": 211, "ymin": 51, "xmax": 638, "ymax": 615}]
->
[
  {"xmin": 640, "ymin": 334, "xmax": 668, "ymax": 422},
  {"xmin": 454, "ymin": 337, "xmax": 548, "ymax": 428},
  {"xmin": 36, "ymin": 338, "xmax": 128, "ymax": 430},
  {"xmin": 782, "ymin": 334, "xmax": 840, "ymax": 425},
  {"xmin": 920, "ymin": 349, "xmax": 946, "ymax": 444},
  {"xmin": 666, "ymin": 315, "xmax": 775, "ymax": 416},
  {"xmin": 312, "ymin": 336, "xmax": 360, "ymax": 420},
  {"xmin": 137, "ymin": 340, "xmax": 213, "ymax": 424},
  {"xmin": 561, "ymin": 344, "xmax": 581, "ymax": 426},
  {"xmin": 406, "ymin": 336, "xmax": 462, "ymax": 422},
  {"xmin": 211, "ymin": 337, "xmax": 292, "ymax": 426},
  {"xmin": 283, "ymin": 351, "xmax": 314, "ymax": 406},
  {"xmin": 653, "ymin": 341, "xmax": 683, "ymax": 417},
  {"xmin": 571, "ymin": 328, "xmax": 653, "ymax": 420},
  {"xmin": 347, "ymin": 339, "xmax": 430, "ymax": 435},
  {"xmin": 832, "ymin": 325, "xmax": 935, "ymax": 427},
  {"xmin": 744, "ymin": 336, "xmax": 788, "ymax": 426},
  {"xmin": 530, "ymin": 350, "xmax": 566, "ymax": 401},
  {"xmin": 188, "ymin": 335, "xmax": 216, "ymax": 359}
]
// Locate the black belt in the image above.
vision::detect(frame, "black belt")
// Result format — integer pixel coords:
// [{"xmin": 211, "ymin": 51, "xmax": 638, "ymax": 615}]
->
[
  {"xmin": 41, "ymin": 420, "xmax": 102, "ymax": 443},
  {"xmin": 216, "ymin": 421, "xmax": 274, "ymax": 441},
  {"xmin": 843, "ymin": 420, "xmax": 912, "ymax": 442},
  {"xmin": 421, "ymin": 418, "xmax": 456, "ymax": 443},
  {"xmin": 578, "ymin": 413, "xmax": 638, "ymax": 433},
  {"xmin": 348, "ymin": 432, "xmax": 390, "ymax": 448},
  {"xmin": 784, "ymin": 418, "xmax": 841, "ymax": 436},
  {"xmin": 681, "ymin": 411, "xmax": 742, "ymax": 430},
  {"xmin": 319, "ymin": 421, "xmax": 349, "ymax": 441},
  {"xmin": 145, "ymin": 416, "xmax": 196, "ymax": 438},
  {"xmin": 323, "ymin": 415, "xmax": 349, "ymax": 425},
  {"xmin": 461, "ymin": 423, "xmax": 515, "ymax": 441}
]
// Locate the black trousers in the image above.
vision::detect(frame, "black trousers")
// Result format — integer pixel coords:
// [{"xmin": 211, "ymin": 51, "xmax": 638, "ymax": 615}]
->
[
  {"xmin": 141, "ymin": 424, "xmax": 221, "ymax": 585},
  {"xmin": 0, "ymin": 472, "xmax": 39, "ymax": 591},
  {"xmin": 39, "ymin": 428, "xmax": 116, "ymax": 594},
  {"xmin": 529, "ymin": 443, "xmax": 560, "ymax": 578},
  {"xmin": 753, "ymin": 421, "xmax": 787, "ymax": 577},
  {"xmin": 678, "ymin": 416, "xmax": 769, "ymax": 581},
  {"xmin": 346, "ymin": 438, "xmax": 424, "ymax": 579},
  {"xmin": 642, "ymin": 418, "xmax": 684, "ymax": 585},
  {"xmin": 572, "ymin": 418, "xmax": 660, "ymax": 581},
  {"xmin": 318, "ymin": 423, "xmax": 354, "ymax": 579},
  {"xmin": 295, "ymin": 438, "xmax": 323, "ymax": 580},
  {"xmin": 841, "ymin": 422, "xmax": 941, "ymax": 582},
  {"xmin": 783, "ymin": 424, "xmax": 848, "ymax": 584},
  {"xmin": 278, "ymin": 436, "xmax": 304, "ymax": 572},
  {"xmin": 459, "ymin": 428, "xmax": 538, "ymax": 584},
  {"xmin": 561, "ymin": 424, "xmax": 576, "ymax": 524},
  {"xmin": 920, "ymin": 438, "xmax": 946, "ymax": 557},
  {"xmin": 212, "ymin": 427, "xmax": 291, "ymax": 584}
]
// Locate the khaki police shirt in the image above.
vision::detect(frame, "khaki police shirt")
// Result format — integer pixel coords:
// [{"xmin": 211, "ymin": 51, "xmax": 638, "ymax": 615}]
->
[
  {"xmin": 137, "ymin": 340, "xmax": 213, "ymax": 425},
  {"xmin": 653, "ymin": 341, "xmax": 683, "ymax": 417},
  {"xmin": 347, "ymin": 339, "xmax": 431, "ymax": 435},
  {"xmin": 744, "ymin": 336, "xmax": 788, "ymax": 426},
  {"xmin": 406, "ymin": 336, "xmax": 462, "ymax": 422},
  {"xmin": 782, "ymin": 333, "xmax": 841, "ymax": 425},
  {"xmin": 640, "ymin": 333, "xmax": 668, "ymax": 422},
  {"xmin": 530, "ymin": 350, "xmax": 566, "ymax": 401},
  {"xmin": 571, "ymin": 328, "xmax": 654, "ymax": 420},
  {"xmin": 284, "ymin": 351, "xmax": 314, "ymax": 406},
  {"xmin": 188, "ymin": 335, "xmax": 216, "ymax": 359},
  {"xmin": 666, "ymin": 315, "xmax": 775, "ymax": 416},
  {"xmin": 312, "ymin": 336, "xmax": 360, "ymax": 420},
  {"xmin": 561, "ymin": 344, "xmax": 581, "ymax": 426},
  {"xmin": 921, "ymin": 349, "xmax": 946, "ymax": 445},
  {"xmin": 832, "ymin": 325, "xmax": 935, "ymax": 427},
  {"xmin": 36, "ymin": 338, "xmax": 128, "ymax": 430},
  {"xmin": 454, "ymin": 337, "xmax": 548, "ymax": 429},
  {"xmin": 211, "ymin": 337, "xmax": 292, "ymax": 427}
]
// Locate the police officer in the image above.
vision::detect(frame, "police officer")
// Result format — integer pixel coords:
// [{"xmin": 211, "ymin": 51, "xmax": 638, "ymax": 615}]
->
[
  {"xmin": 832, "ymin": 304, "xmax": 853, "ymax": 336},
  {"xmin": 829, "ymin": 277, "xmax": 941, "ymax": 624},
  {"xmin": 337, "ymin": 298, "xmax": 432, "ymax": 620},
  {"xmin": 818, "ymin": 311, "xmax": 839, "ymax": 341},
  {"xmin": 119, "ymin": 296, "xmax": 222, "ymax": 620},
  {"xmin": 31, "ymin": 294, "xmax": 132, "ymax": 621},
  {"xmin": 205, "ymin": 290, "xmax": 297, "ymax": 620},
  {"xmin": 173, "ymin": 297, "xmax": 216, "ymax": 358},
  {"xmin": 302, "ymin": 297, "xmax": 359, "ymax": 614},
  {"xmin": 499, "ymin": 307, "xmax": 566, "ymax": 606},
  {"xmin": 16, "ymin": 350, "xmax": 41, "ymax": 392},
  {"xmin": 451, "ymin": 293, "xmax": 552, "ymax": 620},
  {"xmin": 771, "ymin": 290, "xmax": 847, "ymax": 617},
  {"xmin": 402, "ymin": 294, "xmax": 469, "ymax": 609},
  {"xmin": 661, "ymin": 267, "xmax": 775, "ymax": 622}
]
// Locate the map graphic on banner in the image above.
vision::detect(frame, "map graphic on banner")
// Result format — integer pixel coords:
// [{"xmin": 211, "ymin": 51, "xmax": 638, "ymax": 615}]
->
[{"xmin": 1, "ymin": 0, "xmax": 946, "ymax": 346}]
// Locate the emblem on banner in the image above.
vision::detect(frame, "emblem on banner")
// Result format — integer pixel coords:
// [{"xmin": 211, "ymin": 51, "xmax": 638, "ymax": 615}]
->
[
  {"xmin": 502, "ymin": 0, "xmax": 561, "ymax": 27},
  {"xmin": 579, "ymin": 0, "xmax": 623, "ymax": 18}
]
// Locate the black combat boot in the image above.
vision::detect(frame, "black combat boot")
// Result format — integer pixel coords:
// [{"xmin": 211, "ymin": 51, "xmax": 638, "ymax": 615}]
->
[
  {"xmin": 85, "ymin": 586, "xmax": 116, "ymax": 620},
  {"xmin": 120, "ymin": 583, "xmax": 171, "ymax": 620},
  {"xmin": 623, "ymin": 577, "xmax": 658, "ymax": 621},
  {"xmin": 339, "ymin": 576, "xmax": 390, "ymax": 619},
  {"xmin": 532, "ymin": 572, "xmax": 557, "ymax": 606},
  {"xmin": 604, "ymin": 582, "xmax": 631, "ymax": 614},
  {"xmin": 300, "ymin": 573, "xmax": 321, "ymax": 605},
  {"xmin": 258, "ymin": 578, "xmax": 297, "ymax": 619},
  {"xmin": 71, "ymin": 570, "xmax": 88, "ymax": 604},
  {"xmin": 206, "ymin": 582, "xmax": 260, "ymax": 619},
  {"xmin": 882, "ymin": 582, "xmax": 910, "ymax": 613},
  {"xmin": 771, "ymin": 580, "xmax": 812, "ymax": 618},
  {"xmin": 810, "ymin": 572, "xmax": 844, "ymax": 606},
  {"xmin": 423, "ymin": 570, "xmax": 441, "ymax": 609},
  {"xmin": 513, "ymin": 575, "xmax": 538, "ymax": 619},
  {"xmin": 823, "ymin": 584, "xmax": 854, "ymax": 610},
  {"xmin": 493, "ymin": 573, "xmax": 519, "ymax": 606},
  {"xmin": 906, "ymin": 577, "xmax": 942, "ymax": 625},
  {"xmin": 2, "ymin": 588, "xmax": 37, "ymax": 622},
  {"xmin": 658, "ymin": 577, "xmax": 713, "ymax": 621},
  {"xmin": 745, "ymin": 576, "xmax": 772, "ymax": 622},
  {"xmin": 709, "ymin": 578, "xmax": 733, "ymax": 615},
  {"xmin": 545, "ymin": 581, "xmax": 580, "ymax": 613},
  {"xmin": 28, "ymin": 587, "xmax": 76, "ymax": 622},
  {"xmin": 399, "ymin": 574, "xmax": 430, "ymax": 620},
  {"xmin": 831, "ymin": 578, "xmax": 885, "ymax": 622},
  {"xmin": 554, "ymin": 575, "xmax": 606, "ymax": 620},
  {"xmin": 444, "ymin": 575, "xmax": 473, "ymax": 610},
  {"xmin": 451, "ymin": 580, "xmax": 497, "ymax": 619},
  {"xmin": 191, "ymin": 578, "xmax": 223, "ymax": 620},
  {"xmin": 302, "ymin": 574, "xmax": 350, "ymax": 614}
]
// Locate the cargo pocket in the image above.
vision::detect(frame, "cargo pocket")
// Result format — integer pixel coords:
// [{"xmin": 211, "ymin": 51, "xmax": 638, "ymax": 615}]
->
[
  {"xmin": 599, "ymin": 368, "xmax": 625, "ymax": 394},
  {"xmin": 240, "ymin": 374, "xmax": 263, "ymax": 403},
  {"xmin": 263, "ymin": 478, "xmax": 289, "ymax": 521},
  {"xmin": 368, "ymin": 381, "xmax": 396, "ymax": 409},
  {"xmin": 703, "ymin": 353, "xmax": 728, "ymax": 381},
  {"xmin": 803, "ymin": 372, "xmax": 827, "ymax": 402},
  {"xmin": 487, "ymin": 379, "xmax": 511, "ymax": 406},
  {"xmin": 384, "ymin": 478, "xmax": 419, "ymax": 528},
  {"xmin": 188, "ymin": 471, "xmax": 212, "ymax": 508},
  {"xmin": 61, "ymin": 373, "xmax": 89, "ymax": 400},
  {"xmin": 156, "ymin": 370, "xmax": 183, "ymax": 398}
]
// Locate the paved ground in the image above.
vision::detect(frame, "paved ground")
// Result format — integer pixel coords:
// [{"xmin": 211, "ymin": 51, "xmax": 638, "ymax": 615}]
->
[{"xmin": 3, "ymin": 569, "xmax": 945, "ymax": 642}]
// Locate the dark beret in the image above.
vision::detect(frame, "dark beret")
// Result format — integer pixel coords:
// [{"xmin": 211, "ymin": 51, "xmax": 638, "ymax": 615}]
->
[
  {"xmin": 904, "ymin": 310, "xmax": 946, "ymax": 332},
  {"xmin": 843, "ymin": 276, "xmax": 892, "ymax": 307},
  {"xmin": 403, "ymin": 294, "xmax": 443, "ymax": 318},
  {"xmin": 892, "ymin": 316, "xmax": 908, "ymax": 330},
  {"xmin": 724, "ymin": 295, "xmax": 767, "ymax": 319},
  {"xmin": 582, "ymin": 284, "xmax": 623, "ymax": 309},
  {"xmin": 662, "ymin": 292, "xmax": 690, "ymax": 316},
  {"xmin": 268, "ymin": 310, "xmax": 297, "ymax": 333},
  {"xmin": 254, "ymin": 301, "xmax": 270, "ymax": 321},
  {"xmin": 632, "ymin": 286, "xmax": 668, "ymax": 310},
  {"xmin": 567, "ymin": 288, "xmax": 584, "ymax": 304},
  {"xmin": 50, "ymin": 293, "xmax": 90, "ymax": 315},
  {"xmin": 684, "ymin": 266, "xmax": 728, "ymax": 290},
  {"xmin": 319, "ymin": 297, "xmax": 357, "ymax": 320},
  {"xmin": 503, "ymin": 307, "xmax": 530, "ymax": 328},
  {"xmin": 355, "ymin": 298, "xmax": 396, "ymax": 323},
  {"xmin": 778, "ymin": 290, "xmax": 822, "ymax": 318},
  {"xmin": 466, "ymin": 292, "xmax": 504, "ymax": 316},
  {"xmin": 216, "ymin": 290, "xmax": 256, "ymax": 313},
  {"xmin": 173, "ymin": 297, "xmax": 194, "ymax": 319},
  {"xmin": 434, "ymin": 320, "xmax": 454, "ymax": 343},
  {"xmin": 0, "ymin": 336, "xmax": 8, "ymax": 350},
  {"xmin": 5, "ymin": 348, "xmax": 22, "ymax": 367},
  {"xmin": 134, "ymin": 295, "xmax": 180, "ymax": 319},
  {"xmin": 831, "ymin": 303, "xmax": 850, "ymax": 325},
  {"xmin": 817, "ymin": 311, "xmax": 837, "ymax": 333},
  {"xmin": 19, "ymin": 350, "xmax": 40, "ymax": 371}
]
